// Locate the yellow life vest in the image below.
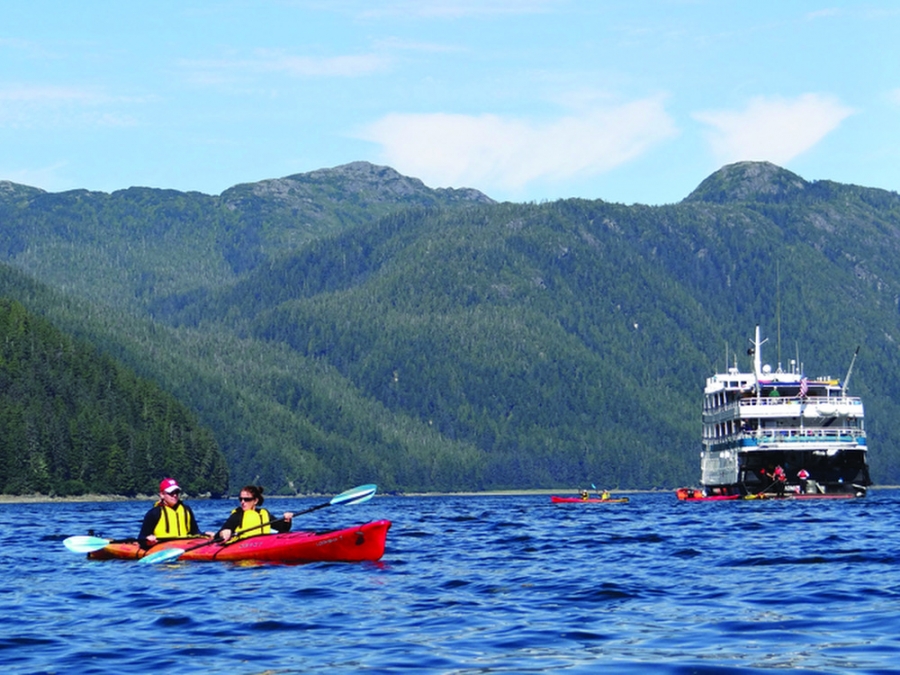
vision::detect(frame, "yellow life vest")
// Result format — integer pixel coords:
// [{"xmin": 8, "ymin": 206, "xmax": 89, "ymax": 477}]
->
[
  {"xmin": 152, "ymin": 502, "xmax": 194, "ymax": 538},
  {"xmin": 233, "ymin": 508, "xmax": 272, "ymax": 540}
]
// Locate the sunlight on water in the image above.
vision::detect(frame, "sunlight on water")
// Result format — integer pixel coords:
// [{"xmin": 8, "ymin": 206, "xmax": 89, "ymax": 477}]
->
[{"xmin": 2, "ymin": 490, "xmax": 899, "ymax": 673}]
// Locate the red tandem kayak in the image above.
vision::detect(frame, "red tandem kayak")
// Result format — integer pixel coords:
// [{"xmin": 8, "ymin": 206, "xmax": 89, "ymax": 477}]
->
[
  {"xmin": 87, "ymin": 519, "xmax": 391, "ymax": 563},
  {"xmin": 550, "ymin": 496, "xmax": 629, "ymax": 504}
]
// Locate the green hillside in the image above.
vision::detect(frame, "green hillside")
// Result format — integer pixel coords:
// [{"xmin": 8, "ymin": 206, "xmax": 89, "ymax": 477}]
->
[
  {"xmin": 1, "ymin": 160, "xmax": 898, "ymax": 494},
  {"xmin": 0, "ymin": 284, "xmax": 228, "ymax": 496}
]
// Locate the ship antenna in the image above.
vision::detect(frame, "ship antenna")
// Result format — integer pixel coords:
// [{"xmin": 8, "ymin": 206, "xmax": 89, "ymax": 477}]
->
[
  {"xmin": 749, "ymin": 325, "xmax": 766, "ymax": 394},
  {"xmin": 842, "ymin": 346, "xmax": 860, "ymax": 397}
]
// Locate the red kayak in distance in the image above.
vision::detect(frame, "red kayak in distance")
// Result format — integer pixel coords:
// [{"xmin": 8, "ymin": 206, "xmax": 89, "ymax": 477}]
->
[
  {"xmin": 676, "ymin": 488, "xmax": 740, "ymax": 502},
  {"xmin": 87, "ymin": 520, "xmax": 391, "ymax": 564},
  {"xmin": 550, "ymin": 496, "xmax": 629, "ymax": 504}
]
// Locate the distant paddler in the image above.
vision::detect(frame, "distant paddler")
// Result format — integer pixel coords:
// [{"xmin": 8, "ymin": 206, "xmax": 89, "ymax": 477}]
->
[{"xmin": 591, "ymin": 482, "xmax": 611, "ymax": 500}]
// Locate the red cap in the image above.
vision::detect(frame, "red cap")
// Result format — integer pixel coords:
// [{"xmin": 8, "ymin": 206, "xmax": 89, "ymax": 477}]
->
[{"xmin": 159, "ymin": 478, "xmax": 181, "ymax": 494}]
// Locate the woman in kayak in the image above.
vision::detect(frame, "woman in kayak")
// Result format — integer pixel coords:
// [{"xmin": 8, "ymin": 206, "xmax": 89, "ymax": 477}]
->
[
  {"xmin": 217, "ymin": 485, "xmax": 294, "ymax": 542},
  {"xmin": 139, "ymin": 477, "xmax": 212, "ymax": 547}
]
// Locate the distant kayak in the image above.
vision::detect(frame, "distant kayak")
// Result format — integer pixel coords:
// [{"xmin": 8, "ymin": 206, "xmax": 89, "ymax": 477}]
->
[
  {"xmin": 676, "ymin": 488, "xmax": 740, "ymax": 502},
  {"xmin": 550, "ymin": 496, "xmax": 629, "ymax": 504},
  {"xmin": 87, "ymin": 520, "xmax": 391, "ymax": 564}
]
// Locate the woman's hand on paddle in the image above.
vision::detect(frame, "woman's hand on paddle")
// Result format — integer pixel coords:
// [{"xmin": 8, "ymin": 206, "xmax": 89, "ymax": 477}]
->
[
  {"xmin": 282, "ymin": 513, "xmax": 293, "ymax": 522},
  {"xmin": 218, "ymin": 528, "xmax": 233, "ymax": 543}
]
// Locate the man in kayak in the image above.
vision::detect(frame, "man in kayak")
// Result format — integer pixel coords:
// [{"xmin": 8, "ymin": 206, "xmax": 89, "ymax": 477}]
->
[
  {"xmin": 217, "ymin": 485, "xmax": 294, "ymax": 542},
  {"xmin": 139, "ymin": 478, "xmax": 211, "ymax": 547}
]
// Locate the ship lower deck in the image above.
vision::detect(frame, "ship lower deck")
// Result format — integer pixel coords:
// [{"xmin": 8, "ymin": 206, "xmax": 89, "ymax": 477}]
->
[{"xmin": 700, "ymin": 446, "xmax": 870, "ymax": 497}]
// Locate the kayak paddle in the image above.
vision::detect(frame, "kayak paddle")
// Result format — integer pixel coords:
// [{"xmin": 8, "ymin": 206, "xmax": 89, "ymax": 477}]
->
[
  {"xmin": 139, "ymin": 483, "xmax": 378, "ymax": 565},
  {"xmin": 63, "ymin": 535, "xmax": 113, "ymax": 554}
]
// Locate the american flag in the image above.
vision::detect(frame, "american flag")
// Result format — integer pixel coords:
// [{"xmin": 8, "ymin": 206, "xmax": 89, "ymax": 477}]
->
[{"xmin": 799, "ymin": 377, "xmax": 808, "ymax": 399}]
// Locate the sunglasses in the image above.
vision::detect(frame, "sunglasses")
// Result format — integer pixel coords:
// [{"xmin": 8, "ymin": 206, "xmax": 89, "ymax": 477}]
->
[
  {"xmin": 165, "ymin": 490, "xmax": 181, "ymax": 497},
  {"xmin": 239, "ymin": 496, "xmax": 256, "ymax": 502}
]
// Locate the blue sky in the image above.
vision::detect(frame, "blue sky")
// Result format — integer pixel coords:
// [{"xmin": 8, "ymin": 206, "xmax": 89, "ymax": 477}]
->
[{"xmin": 2, "ymin": 1, "xmax": 899, "ymax": 205}]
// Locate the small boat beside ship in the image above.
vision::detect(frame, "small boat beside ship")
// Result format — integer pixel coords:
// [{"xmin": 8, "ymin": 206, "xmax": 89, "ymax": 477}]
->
[{"xmin": 679, "ymin": 325, "xmax": 871, "ymax": 500}]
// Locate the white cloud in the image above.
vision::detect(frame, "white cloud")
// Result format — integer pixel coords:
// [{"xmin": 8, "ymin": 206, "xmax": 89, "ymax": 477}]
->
[
  {"xmin": 358, "ymin": 96, "xmax": 677, "ymax": 192},
  {"xmin": 693, "ymin": 94, "xmax": 855, "ymax": 165}
]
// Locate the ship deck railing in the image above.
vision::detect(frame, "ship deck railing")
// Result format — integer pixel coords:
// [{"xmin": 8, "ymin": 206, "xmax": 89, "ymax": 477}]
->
[
  {"xmin": 741, "ymin": 427, "xmax": 864, "ymax": 446},
  {"xmin": 738, "ymin": 395, "xmax": 862, "ymax": 408},
  {"xmin": 706, "ymin": 396, "xmax": 864, "ymax": 418}
]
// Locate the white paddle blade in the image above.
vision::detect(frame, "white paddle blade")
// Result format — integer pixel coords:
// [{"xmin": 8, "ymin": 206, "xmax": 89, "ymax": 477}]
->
[
  {"xmin": 64, "ymin": 535, "xmax": 110, "ymax": 553},
  {"xmin": 138, "ymin": 547, "xmax": 186, "ymax": 565},
  {"xmin": 330, "ymin": 484, "xmax": 377, "ymax": 506}
]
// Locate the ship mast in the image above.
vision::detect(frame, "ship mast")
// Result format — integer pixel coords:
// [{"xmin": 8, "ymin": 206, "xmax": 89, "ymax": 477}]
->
[
  {"xmin": 842, "ymin": 346, "xmax": 860, "ymax": 397},
  {"xmin": 750, "ymin": 325, "xmax": 767, "ymax": 397}
]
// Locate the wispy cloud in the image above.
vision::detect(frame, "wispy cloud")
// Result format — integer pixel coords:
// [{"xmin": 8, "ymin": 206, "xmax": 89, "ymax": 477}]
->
[
  {"xmin": 359, "ymin": 96, "xmax": 676, "ymax": 193},
  {"xmin": 181, "ymin": 50, "xmax": 390, "ymax": 85},
  {"xmin": 0, "ymin": 85, "xmax": 106, "ymax": 103},
  {"xmin": 253, "ymin": 50, "xmax": 390, "ymax": 77},
  {"xmin": 316, "ymin": 0, "xmax": 560, "ymax": 19},
  {"xmin": 692, "ymin": 94, "xmax": 855, "ymax": 165},
  {"xmin": 804, "ymin": 8, "xmax": 842, "ymax": 20},
  {"xmin": 373, "ymin": 36, "xmax": 466, "ymax": 54},
  {"xmin": 0, "ymin": 161, "xmax": 67, "ymax": 191},
  {"xmin": 0, "ymin": 85, "xmax": 140, "ymax": 128}
]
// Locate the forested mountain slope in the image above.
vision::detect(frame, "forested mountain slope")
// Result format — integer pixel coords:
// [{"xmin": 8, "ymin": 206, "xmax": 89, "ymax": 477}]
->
[
  {"xmin": 0, "ymin": 276, "xmax": 228, "ymax": 496},
  {"xmin": 1, "ymin": 161, "xmax": 898, "ymax": 494}
]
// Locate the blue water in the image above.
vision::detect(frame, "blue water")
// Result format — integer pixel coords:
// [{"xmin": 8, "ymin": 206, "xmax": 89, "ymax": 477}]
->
[{"xmin": 2, "ymin": 490, "xmax": 900, "ymax": 674}]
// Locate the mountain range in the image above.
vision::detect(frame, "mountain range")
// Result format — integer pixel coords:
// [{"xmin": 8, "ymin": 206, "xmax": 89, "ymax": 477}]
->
[{"xmin": 1, "ymin": 159, "xmax": 897, "ymax": 494}]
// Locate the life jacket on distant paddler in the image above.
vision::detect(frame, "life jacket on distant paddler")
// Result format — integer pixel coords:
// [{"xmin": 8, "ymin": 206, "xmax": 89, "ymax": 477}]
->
[
  {"xmin": 230, "ymin": 507, "xmax": 273, "ymax": 541},
  {"xmin": 152, "ymin": 502, "xmax": 195, "ymax": 538}
]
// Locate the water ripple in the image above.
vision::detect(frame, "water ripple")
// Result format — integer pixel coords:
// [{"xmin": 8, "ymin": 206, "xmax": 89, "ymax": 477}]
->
[{"xmin": 2, "ymin": 490, "xmax": 900, "ymax": 672}]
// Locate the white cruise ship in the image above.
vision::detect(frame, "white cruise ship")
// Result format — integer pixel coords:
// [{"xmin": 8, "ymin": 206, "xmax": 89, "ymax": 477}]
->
[{"xmin": 699, "ymin": 326, "xmax": 871, "ymax": 498}]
